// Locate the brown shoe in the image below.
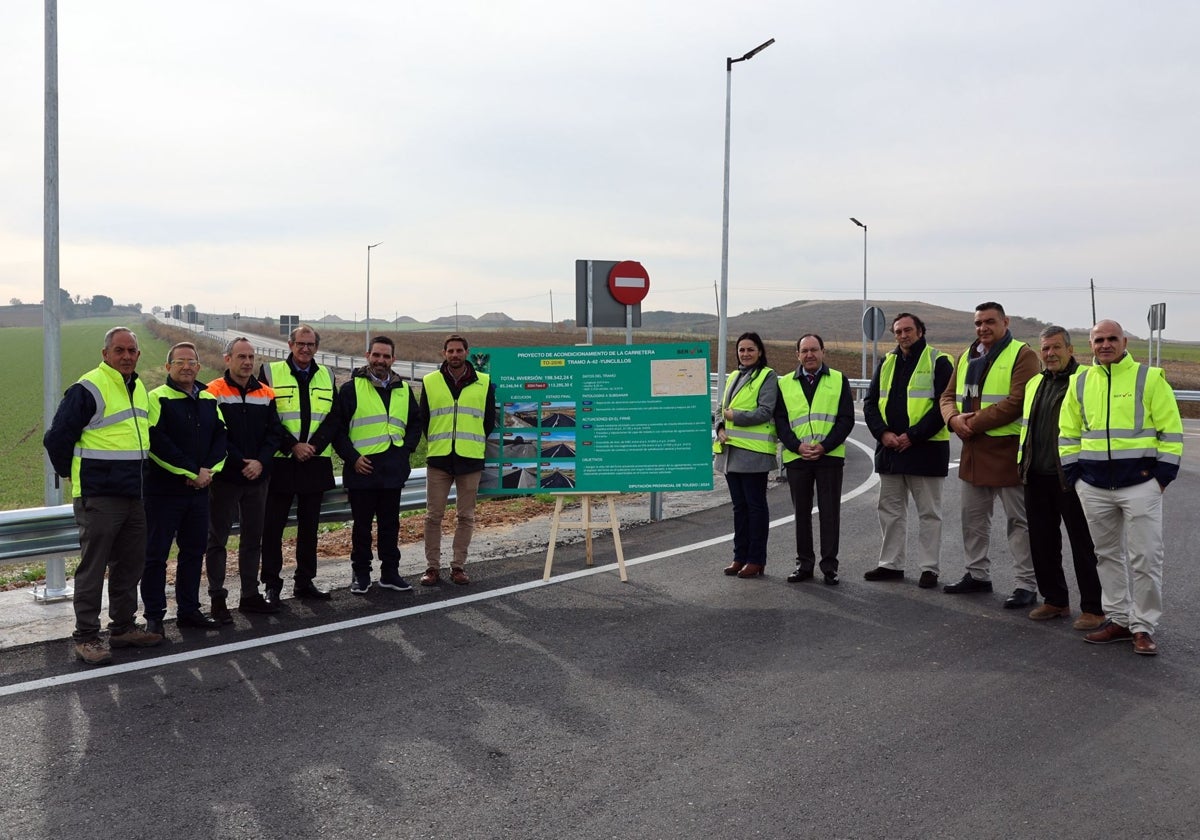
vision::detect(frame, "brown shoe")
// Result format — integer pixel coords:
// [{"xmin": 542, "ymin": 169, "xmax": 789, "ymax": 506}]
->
[
  {"xmin": 74, "ymin": 638, "xmax": 112, "ymax": 666},
  {"xmin": 1083, "ymin": 620, "xmax": 1134, "ymax": 645},
  {"xmin": 1028, "ymin": 604, "xmax": 1070, "ymax": 621},
  {"xmin": 450, "ymin": 567, "xmax": 471, "ymax": 586},
  {"xmin": 1133, "ymin": 632, "xmax": 1159, "ymax": 656},
  {"xmin": 109, "ymin": 626, "xmax": 164, "ymax": 648},
  {"xmin": 724, "ymin": 561, "xmax": 745, "ymax": 576},
  {"xmin": 420, "ymin": 568, "xmax": 440, "ymax": 586},
  {"xmin": 1073, "ymin": 612, "xmax": 1105, "ymax": 631},
  {"xmin": 736, "ymin": 563, "xmax": 764, "ymax": 578}
]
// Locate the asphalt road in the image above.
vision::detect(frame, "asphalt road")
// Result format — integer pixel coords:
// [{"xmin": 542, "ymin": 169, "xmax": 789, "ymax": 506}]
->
[{"xmin": 2, "ymin": 422, "xmax": 1199, "ymax": 839}]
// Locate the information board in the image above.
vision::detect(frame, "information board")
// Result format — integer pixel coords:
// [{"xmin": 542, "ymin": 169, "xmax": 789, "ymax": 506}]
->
[{"xmin": 473, "ymin": 343, "xmax": 714, "ymax": 495}]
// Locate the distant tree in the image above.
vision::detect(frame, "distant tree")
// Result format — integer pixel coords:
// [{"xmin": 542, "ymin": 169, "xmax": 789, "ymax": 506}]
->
[
  {"xmin": 92, "ymin": 294, "xmax": 114, "ymax": 313},
  {"xmin": 151, "ymin": 305, "xmax": 163, "ymax": 315},
  {"xmin": 58, "ymin": 288, "xmax": 76, "ymax": 317},
  {"xmin": 8, "ymin": 297, "xmax": 21, "ymax": 306},
  {"xmin": 132, "ymin": 302, "xmax": 142, "ymax": 312},
  {"xmin": 263, "ymin": 316, "xmax": 275, "ymax": 328},
  {"xmin": 184, "ymin": 303, "xmax": 197, "ymax": 313}
]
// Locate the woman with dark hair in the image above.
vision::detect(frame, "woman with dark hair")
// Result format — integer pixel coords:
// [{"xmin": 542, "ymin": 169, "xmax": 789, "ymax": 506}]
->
[{"xmin": 715, "ymin": 332, "xmax": 779, "ymax": 577}]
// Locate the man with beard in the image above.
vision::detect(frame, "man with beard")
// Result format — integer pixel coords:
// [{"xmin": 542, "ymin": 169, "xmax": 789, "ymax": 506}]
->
[
  {"xmin": 419, "ymin": 334, "xmax": 496, "ymax": 586},
  {"xmin": 332, "ymin": 336, "xmax": 422, "ymax": 594}
]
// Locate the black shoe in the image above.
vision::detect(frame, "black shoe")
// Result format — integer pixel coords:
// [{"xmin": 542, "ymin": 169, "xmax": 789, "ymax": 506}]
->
[
  {"xmin": 146, "ymin": 617, "xmax": 165, "ymax": 636},
  {"xmin": 210, "ymin": 597, "xmax": 234, "ymax": 625},
  {"xmin": 787, "ymin": 567, "xmax": 814, "ymax": 583},
  {"xmin": 823, "ymin": 571, "xmax": 839, "ymax": 586},
  {"xmin": 864, "ymin": 566, "xmax": 904, "ymax": 582},
  {"xmin": 177, "ymin": 610, "xmax": 219, "ymax": 629},
  {"xmin": 943, "ymin": 573, "xmax": 993, "ymax": 594},
  {"xmin": 1003, "ymin": 588, "xmax": 1038, "ymax": 609},
  {"xmin": 918, "ymin": 571, "xmax": 939, "ymax": 589},
  {"xmin": 239, "ymin": 593, "xmax": 281, "ymax": 614},
  {"xmin": 264, "ymin": 586, "xmax": 283, "ymax": 608},
  {"xmin": 378, "ymin": 571, "xmax": 413, "ymax": 592},
  {"xmin": 293, "ymin": 581, "xmax": 332, "ymax": 600}
]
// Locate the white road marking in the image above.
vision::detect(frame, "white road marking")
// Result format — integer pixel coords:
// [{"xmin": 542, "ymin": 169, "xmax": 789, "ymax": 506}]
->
[{"xmin": 0, "ymin": 432, "xmax": 885, "ymax": 698}]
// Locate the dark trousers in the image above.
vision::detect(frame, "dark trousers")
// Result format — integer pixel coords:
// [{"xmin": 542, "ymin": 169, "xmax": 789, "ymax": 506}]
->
[
  {"xmin": 786, "ymin": 457, "xmax": 844, "ymax": 574},
  {"xmin": 348, "ymin": 488, "xmax": 403, "ymax": 576},
  {"xmin": 1025, "ymin": 472, "xmax": 1103, "ymax": 614},
  {"xmin": 726, "ymin": 471, "xmax": 770, "ymax": 566},
  {"xmin": 72, "ymin": 496, "xmax": 146, "ymax": 640},
  {"xmin": 143, "ymin": 492, "xmax": 208, "ymax": 619},
  {"xmin": 262, "ymin": 489, "xmax": 323, "ymax": 588},
  {"xmin": 206, "ymin": 479, "xmax": 269, "ymax": 598}
]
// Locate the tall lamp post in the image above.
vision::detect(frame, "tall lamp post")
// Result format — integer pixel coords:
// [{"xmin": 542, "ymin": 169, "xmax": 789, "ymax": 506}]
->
[
  {"xmin": 365, "ymin": 241, "xmax": 382, "ymax": 354},
  {"xmin": 850, "ymin": 217, "xmax": 867, "ymax": 379},
  {"xmin": 717, "ymin": 37, "xmax": 775, "ymax": 398}
]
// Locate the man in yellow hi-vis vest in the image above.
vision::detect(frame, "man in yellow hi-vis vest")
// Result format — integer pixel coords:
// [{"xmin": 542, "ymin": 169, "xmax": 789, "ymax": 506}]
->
[
  {"xmin": 862, "ymin": 313, "xmax": 953, "ymax": 589},
  {"xmin": 332, "ymin": 336, "xmax": 422, "ymax": 595},
  {"xmin": 1060, "ymin": 320, "xmax": 1183, "ymax": 656},
  {"xmin": 260, "ymin": 325, "xmax": 338, "ymax": 603},
  {"xmin": 419, "ymin": 334, "xmax": 496, "ymax": 586},
  {"xmin": 939, "ymin": 301, "xmax": 1039, "ymax": 606},
  {"xmin": 43, "ymin": 327, "xmax": 163, "ymax": 665},
  {"xmin": 773, "ymin": 333, "xmax": 855, "ymax": 586}
]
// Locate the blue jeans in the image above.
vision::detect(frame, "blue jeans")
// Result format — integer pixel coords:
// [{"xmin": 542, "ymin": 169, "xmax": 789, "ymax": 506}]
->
[
  {"xmin": 143, "ymin": 492, "xmax": 209, "ymax": 619},
  {"xmin": 726, "ymin": 471, "xmax": 770, "ymax": 566}
]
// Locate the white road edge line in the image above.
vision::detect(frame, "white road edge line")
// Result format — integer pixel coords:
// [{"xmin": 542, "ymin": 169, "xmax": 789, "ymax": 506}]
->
[{"xmin": 1, "ymin": 433, "xmax": 888, "ymax": 699}]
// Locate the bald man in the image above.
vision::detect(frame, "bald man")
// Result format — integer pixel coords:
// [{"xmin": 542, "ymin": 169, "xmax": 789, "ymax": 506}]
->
[{"xmin": 1059, "ymin": 320, "xmax": 1183, "ymax": 656}]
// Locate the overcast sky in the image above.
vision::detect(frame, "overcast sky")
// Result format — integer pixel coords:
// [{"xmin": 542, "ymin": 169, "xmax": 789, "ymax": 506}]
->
[{"xmin": 3, "ymin": 1, "xmax": 1198, "ymax": 338}]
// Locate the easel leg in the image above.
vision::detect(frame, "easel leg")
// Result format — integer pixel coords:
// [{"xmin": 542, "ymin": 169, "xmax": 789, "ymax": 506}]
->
[
  {"xmin": 583, "ymin": 495, "xmax": 594, "ymax": 566},
  {"xmin": 607, "ymin": 495, "xmax": 628, "ymax": 582},
  {"xmin": 543, "ymin": 495, "xmax": 565, "ymax": 581}
]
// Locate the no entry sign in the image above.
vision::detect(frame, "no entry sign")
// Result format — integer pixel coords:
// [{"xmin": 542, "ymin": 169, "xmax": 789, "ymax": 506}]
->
[{"xmin": 608, "ymin": 261, "xmax": 650, "ymax": 305}]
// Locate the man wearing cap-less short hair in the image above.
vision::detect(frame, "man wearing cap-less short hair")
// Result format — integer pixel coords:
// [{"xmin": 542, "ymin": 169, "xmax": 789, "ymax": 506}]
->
[
  {"xmin": 939, "ymin": 301, "xmax": 1040, "ymax": 607},
  {"xmin": 43, "ymin": 327, "xmax": 163, "ymax": 665}
]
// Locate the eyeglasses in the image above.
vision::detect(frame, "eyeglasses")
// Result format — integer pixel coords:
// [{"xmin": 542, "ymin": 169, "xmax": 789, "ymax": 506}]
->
[
  {"xmin": 293, "ymin": 342, "xmax": 317, "ymax": 349},
  {"xmin": 169, "ymin": 359, "xmax": 201, "ymax": 368}
]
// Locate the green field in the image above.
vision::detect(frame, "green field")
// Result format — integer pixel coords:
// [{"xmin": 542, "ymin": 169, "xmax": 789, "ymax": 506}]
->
[{"xmin": 0, "ymin": 318, "xmax": 224, "ymax": 510}]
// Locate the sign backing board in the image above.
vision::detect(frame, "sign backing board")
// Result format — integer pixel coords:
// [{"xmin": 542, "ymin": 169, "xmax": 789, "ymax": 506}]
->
[
  {"xmin": 473, "ymin": 343, "xmax": 712, "ymax": 494},
  {"xmin": 575, "ymin": 260, "xmax": 642, "ymax": 328}
]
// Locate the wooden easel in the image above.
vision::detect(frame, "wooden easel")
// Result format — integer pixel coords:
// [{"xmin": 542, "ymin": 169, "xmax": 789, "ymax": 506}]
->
[{"xmin": 542, "ymin": 493, "xmax": 628, "ymax": 582}]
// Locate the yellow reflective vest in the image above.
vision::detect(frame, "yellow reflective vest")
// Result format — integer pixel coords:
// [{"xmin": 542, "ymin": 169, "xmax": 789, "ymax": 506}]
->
[
  {"xmin": 70, "ymin": 364, "xmax": 150, "ymax": 498},
  {"xmin": 954, "ymin": 340, "xmax": 1027, "ymax": 437},
  {"xmin": 423, "ymin": 371, "xmax": 490, "ymax": 459},
  {"xmin": 1059, "ymin": 352, "xmax": 1184, "ymax": 488},
  {"xmin": 348, "ymin": 376, "xmax": 411, "ymax": 455},
  {"xmin": 878, "ymin": 346, "xmax": 951, "ymax": 442},
  {"xmin": 777, "ymin": 369, "xmax": 847, "ymax": 461},
  {"xmin": 718, "ymin": 367, "xmax": 778, "ymax": 454},
  {"xmin": 265, "ymin": 360, "xmax": 334, "ymax": 458}
]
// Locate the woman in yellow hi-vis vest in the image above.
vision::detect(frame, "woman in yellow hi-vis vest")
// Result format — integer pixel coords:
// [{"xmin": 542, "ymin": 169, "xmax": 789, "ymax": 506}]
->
[{"xmin": 715, "ymin": 332, "xmax": 779, "ymax": 578}]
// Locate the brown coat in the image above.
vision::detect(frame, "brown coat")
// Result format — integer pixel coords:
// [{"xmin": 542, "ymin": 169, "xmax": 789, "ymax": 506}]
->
[{"xmin": 939, "ymin": 341, "xmax": 1039, "ymax": 487}]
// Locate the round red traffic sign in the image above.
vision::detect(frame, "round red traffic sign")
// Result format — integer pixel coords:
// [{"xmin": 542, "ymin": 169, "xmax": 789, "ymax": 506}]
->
[{"xmin": 607, "ymin": 261, "xmax": 650, "ymax": 305}]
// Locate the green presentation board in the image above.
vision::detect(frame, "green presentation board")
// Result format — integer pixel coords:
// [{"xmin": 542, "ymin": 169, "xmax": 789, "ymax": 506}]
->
[{"xmin": 473, "ymin": 343, "xmax": 714, "ymax": 494}]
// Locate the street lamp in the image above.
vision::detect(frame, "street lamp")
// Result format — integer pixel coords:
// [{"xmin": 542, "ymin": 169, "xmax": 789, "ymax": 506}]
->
[
  {"xmin": 850, "ymin": 217, "xmax": 867, "ymax": 378},
  {"xmin": 717, "ymin": 37, "xmax": 775, "ymax": 397},
  {"xmin": 365, "ymin": 241, "xmax": 382, "ymax": 354}
]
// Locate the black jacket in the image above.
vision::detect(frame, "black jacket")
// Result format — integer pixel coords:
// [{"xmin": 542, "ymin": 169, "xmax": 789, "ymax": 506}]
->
[
  {"xmin": 332, "ymin": 369, "xmax": 423, "ymax": 490},
  {"xmin": 863, "ymin": 339, "xmax": 953, "ymax": 477},
  {"xmin": 207, "ymin": 371, "xmax": 285, "ymax": 486},
  {"xmin": 145, "ymin": 377, "xmax": 228, "ymax": 496}
]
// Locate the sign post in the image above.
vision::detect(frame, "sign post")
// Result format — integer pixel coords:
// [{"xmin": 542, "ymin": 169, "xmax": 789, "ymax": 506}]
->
[{"xmin": 862, "ymin": 306, "xmax": 887, "ymax": 377}]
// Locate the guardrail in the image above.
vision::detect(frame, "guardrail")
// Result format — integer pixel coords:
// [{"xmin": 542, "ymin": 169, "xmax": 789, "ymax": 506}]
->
[{"xmin": 0, "ymin": 470, "xmax": 449, "ymax": 565}]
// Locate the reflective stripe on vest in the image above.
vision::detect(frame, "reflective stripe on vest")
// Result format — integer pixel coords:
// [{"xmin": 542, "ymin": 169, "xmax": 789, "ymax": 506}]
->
[
  {"xmin": 349, "ymin": 377, "xmax": 410, "ymax": 455},
  {"xmin": 954, "ymin": 340, "xmax": 1026, "ymax": 437},
  {"xmin": 267, "ymin": 360, "xmax": 334, "ymax": 457},
  {"xmin": 422, "ymin": 371, "xmax": 490, "ymax": 458},
  {"xmin": 777, "ymin": 369, "xmax": 846, "ymax": 461},
  {"xmin": 70, "ymin": 364, "xmax": 150, "ymax": 497},
  {"xmin": 878, "ymin": 346, "xmax": 950, "ymax": 442},
  {"xmin": 718, "ymin": 367, "xmax": 778, "ymax": 454}
]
